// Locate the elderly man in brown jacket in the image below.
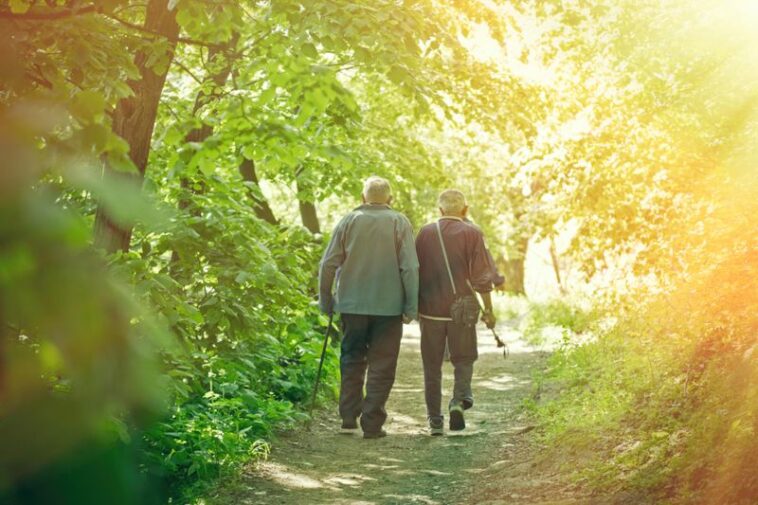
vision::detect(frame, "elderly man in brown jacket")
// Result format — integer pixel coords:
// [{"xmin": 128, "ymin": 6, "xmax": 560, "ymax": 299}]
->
[{"xmin": 415, "ymin": 189, "xmax": 496, "ymax": 436}]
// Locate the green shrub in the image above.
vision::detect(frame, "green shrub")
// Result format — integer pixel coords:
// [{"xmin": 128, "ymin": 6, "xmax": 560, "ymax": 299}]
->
[{"xmin": 107, "ymin": 181, "xmax": 340, "ymax": 499}]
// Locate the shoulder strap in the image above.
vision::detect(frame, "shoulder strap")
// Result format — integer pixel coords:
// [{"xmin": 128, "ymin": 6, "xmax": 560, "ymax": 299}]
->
[{"xmin": 435, "ymin": 221, "xmax": 457, "ymax": 296}]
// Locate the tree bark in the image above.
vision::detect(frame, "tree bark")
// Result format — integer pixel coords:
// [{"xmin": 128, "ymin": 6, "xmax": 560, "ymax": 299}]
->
[
  {"xmin": 295, "ymin": 171, "xmax": 320, "ymax": 234},
  {"xmin": 93, "ymin": 0, "xmax": 179, "ymax": 253},
  {"xmin": 239, "ymin": 159, "xmax": 278, "ymax": 225},
  {"xmin": 298, "ymin": 198, "xmax": 320, "ymax": 234},
  {"xmin": 502, "ymin": 235, "xmax": 528, "ymax": 296}
]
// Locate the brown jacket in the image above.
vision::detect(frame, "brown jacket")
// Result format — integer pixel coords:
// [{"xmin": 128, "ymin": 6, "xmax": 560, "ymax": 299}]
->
[{"xmin": 415, "ymin": 216, "xmax": 493, "ymax": 319}]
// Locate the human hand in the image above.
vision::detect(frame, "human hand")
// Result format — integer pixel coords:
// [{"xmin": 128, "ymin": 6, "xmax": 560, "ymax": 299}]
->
[
  {"xmin": 481, "ymin": 310, "xmax": 496, "ymax": 329},
  {"xmin": 319, "ymin": 296, "xmax": 334, "ymax": 315},
  {"xmin": 403, "ymin": 314, "xmax": 413, "ymax": 324}
]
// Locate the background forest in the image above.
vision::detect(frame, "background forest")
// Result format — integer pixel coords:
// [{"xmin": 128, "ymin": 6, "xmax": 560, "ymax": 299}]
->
[{"xmin": 1, "ymin": 0, "xmax": 756, "ymax": 504}]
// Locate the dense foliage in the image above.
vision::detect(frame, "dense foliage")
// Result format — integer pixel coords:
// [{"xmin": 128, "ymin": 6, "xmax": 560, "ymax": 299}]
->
[
  {"xmin": 1, "ymin": 0, "xmax": 755, "ymax": 504},
  {"xmin": 512, "ymin": 2, "xmax": 758, "ymax": 503}
]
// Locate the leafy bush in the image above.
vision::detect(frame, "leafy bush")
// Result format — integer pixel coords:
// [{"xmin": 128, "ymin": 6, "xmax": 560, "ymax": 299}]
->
[{"xmin": 108, "ymin": 182, "xmax": 340, "ymax": 496}]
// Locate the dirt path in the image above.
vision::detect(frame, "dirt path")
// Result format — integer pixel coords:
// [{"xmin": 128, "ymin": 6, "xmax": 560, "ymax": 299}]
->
[{"xmin": 209, "ymin": 323, "xmax": 592, "ymax": 505}]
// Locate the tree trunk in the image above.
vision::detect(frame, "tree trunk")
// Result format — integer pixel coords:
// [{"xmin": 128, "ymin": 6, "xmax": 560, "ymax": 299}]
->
[
  {"xmin": 549, "ymin": 237, "xmax": 566, "ymax": 294},
  {"xmin": 296, "ymin": 173, "xmax": 320, "ymax": 234},
  {"xmin": 93, "ymin": 0, "xmax": 179, "ymax": 253},
  {"xmin": 298, "ymin": 199, "xmax": 320, "ymax": 234},
  {"xmin": 502, "ymin": 235, "xmax": 529, "ymax": 296},
  {"xmin": 239, "ymin": 159, "xmax": 278, "ymax": 225}
]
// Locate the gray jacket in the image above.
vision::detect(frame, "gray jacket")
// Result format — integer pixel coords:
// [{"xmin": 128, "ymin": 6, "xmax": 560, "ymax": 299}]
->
[{"xmin": 319, "ymin": 203, "xmax": 419, "ymax": 319}]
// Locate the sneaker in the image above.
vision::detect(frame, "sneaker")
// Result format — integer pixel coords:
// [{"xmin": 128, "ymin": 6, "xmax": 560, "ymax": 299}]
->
[
  {"xmin": 429, "ymin": 418, "xmax": 444, "ymax": 436},
  {"xmin": 363, "ymin": 429, "xmax": 387, "ymax": 439},
  {"xmin": 340, "ymin": 419, "xmax": 359, "ymax": 435},
  {"xmin": 449, "ymin": 405, "xmax": 465, "ymax": 431}
]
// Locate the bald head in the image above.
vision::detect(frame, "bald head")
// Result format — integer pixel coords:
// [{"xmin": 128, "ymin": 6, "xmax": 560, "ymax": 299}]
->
[
  {"xmin": 438, "ymin": 189, "xmax": 468, "ymax": 217},
  {"xmin": 362, "ymin": 176, "xmax": 392, "ymax": 204}
]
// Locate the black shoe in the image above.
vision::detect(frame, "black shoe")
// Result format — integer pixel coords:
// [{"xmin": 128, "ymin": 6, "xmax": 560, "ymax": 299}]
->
[
  {"xmin": 340, "ymin": 419, "xmax": 359, "ymax": 435},
  {"xmin": 363, "ymin": 429, "xmax": 387, "ymax": 439},
  {"xmin": 429, "ymin": 418, "xmax": 444, "ymax": 436},
  {"xmin": 449, "ymin": 405, "xmax": 465, "ymax": 431}
]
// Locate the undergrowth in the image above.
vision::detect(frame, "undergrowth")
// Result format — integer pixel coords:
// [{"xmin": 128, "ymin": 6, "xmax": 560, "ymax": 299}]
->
[{"xmin": 115, "ymin": 189, "xmax": 341, "ymax": 500}]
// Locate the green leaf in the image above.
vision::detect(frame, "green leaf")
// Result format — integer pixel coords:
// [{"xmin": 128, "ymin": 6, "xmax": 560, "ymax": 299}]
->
[
  {"xmin": 107, "ymin": 152, "xmax": 138, "ymax": 174},
  {"xmin": 80, "ymin": 124, "xmax": 110, "ymax": 153},
  {"xmin": 112, "ymin": 80, "xmax": 134, "ymax": 100},
  {"xmin": 70, "ymin": 90, "xmax": 105, "ymax": 124},
  {"xmin": 259, "ymin": 86, "xmax": 277, "ymax": 105},
  {"xmin": 388, "ymin": 65, "xmax": 409, "ymax": 85},
  {"xmin": 293, "ymin": 102, "xmax": 314, "ymax": 127},
  {"xmin": 301, "ymin": 43, "xmax": 318, "ymax": 59}
]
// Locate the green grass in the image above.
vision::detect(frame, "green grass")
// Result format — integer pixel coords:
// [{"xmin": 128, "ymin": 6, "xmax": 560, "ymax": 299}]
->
[{"xmin": 526, "ymin": 297, "xmax": 758, "ymax": 503}]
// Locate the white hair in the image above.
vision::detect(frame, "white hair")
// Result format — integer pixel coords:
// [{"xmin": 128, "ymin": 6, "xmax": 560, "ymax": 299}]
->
[
  {"xmin": 362, "ymin": 176, "xmax": 392, "ymax": 203},
  {"xmin": 438, "ymin": 189, "xmax": 467, "ymax": 215}
]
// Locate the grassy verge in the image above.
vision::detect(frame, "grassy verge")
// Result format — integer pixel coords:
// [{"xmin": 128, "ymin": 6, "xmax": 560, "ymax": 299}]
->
[{"xmin": 526, "ymin": 295, "xmax": 757, "ymax": 504}]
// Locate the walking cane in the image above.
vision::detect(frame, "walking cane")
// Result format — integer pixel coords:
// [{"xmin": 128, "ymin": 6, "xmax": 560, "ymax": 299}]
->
[
  {"xmin": 483, "ymin": 316, "xmax": 509, "ymax": 360},
  {"xmin": 467, "ymin": 281, "xmax": 509, "ymax": 359},
  {"xmin": 489, "ymin": 322, "xmax": 509, "ymax": 360},
  {"xmin": 308, "ymin": 311, "xmax": 334, "ymax": 422}
]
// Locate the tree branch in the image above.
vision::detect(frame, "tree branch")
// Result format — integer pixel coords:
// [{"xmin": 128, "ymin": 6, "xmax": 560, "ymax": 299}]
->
[
  {"xmin": 104, "ymin": 12, "xmax": 224, "ymax": 49},
  {"xmin": 173, "ymin": 59, "xmax": 204, "ymax": 86}
]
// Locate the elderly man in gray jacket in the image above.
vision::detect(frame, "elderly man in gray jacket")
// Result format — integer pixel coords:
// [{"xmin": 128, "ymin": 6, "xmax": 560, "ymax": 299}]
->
[{"xmin": 319, "ymin": 176, "xmax": 419, "ymax": 439}]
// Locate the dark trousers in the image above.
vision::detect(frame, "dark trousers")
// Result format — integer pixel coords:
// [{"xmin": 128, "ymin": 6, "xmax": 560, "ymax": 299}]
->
[
  {"xmin": 420, "ymin": 318, "xmax": 478, "ymax": 421},
  {"xmin": 339, "ymin": 313, "xmax": 403, "ymax": 432}
]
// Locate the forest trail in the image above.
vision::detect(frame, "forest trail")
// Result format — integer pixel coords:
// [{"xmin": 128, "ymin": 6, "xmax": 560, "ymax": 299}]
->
[{"xmin": 209, "ymin": 323, "xmax": 599, "ymax": 505}]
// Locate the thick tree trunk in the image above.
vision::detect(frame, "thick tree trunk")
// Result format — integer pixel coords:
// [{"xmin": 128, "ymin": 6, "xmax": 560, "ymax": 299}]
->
[
  {"xmin": 239, "ymin": 159, "xmax": 278, "ymax": 225},
  {"xmin": 502, "ymin": 235, "xmax": 529, "ymax": 296},
  {"xmin": 93, "ymin": 0, "xmax": 179, "ymax": 253}
]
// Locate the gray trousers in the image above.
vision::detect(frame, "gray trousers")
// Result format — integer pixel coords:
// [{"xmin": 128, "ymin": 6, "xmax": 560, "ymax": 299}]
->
[
  {"xmin": 339, "ymin": 314, "xmax": 403, "ymax": 432},
  {"xmin": 420, "ymin": 318, "xmax": 478, "ymax": 421}
]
